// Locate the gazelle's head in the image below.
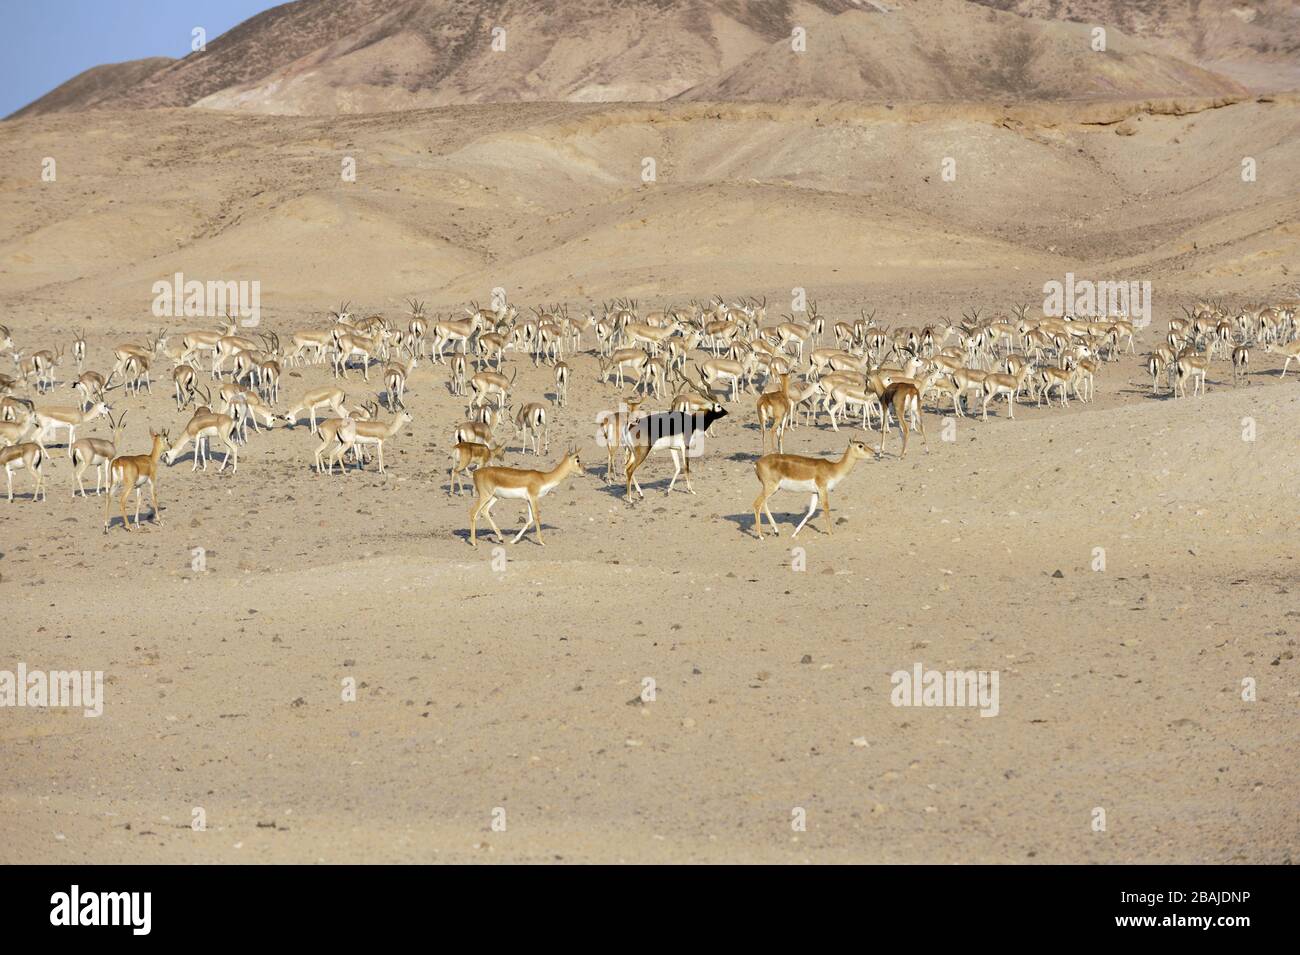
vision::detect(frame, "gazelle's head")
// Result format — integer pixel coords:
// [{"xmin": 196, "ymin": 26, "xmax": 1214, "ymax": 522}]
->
[{"xmin": 848, "ymin": 439, "xmax": 872, "ymax": 461}]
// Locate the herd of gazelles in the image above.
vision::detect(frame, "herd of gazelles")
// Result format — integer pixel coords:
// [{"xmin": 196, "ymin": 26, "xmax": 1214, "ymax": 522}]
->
[{"xmin": 0, "ymin": 295, "xmax": 1296, "ymax": 542}]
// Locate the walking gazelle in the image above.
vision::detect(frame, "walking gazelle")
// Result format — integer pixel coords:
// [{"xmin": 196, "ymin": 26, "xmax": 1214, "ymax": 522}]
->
[
  {"xmin": 752, "ymin": 439, "xmax": 873, "ymax": 540},
  {"xmin": 468, "ymin": 450, "xmax": 585, "ymax": 546}
]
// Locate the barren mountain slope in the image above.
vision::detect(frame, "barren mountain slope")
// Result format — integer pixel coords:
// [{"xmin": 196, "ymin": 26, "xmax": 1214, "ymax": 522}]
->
[
  {"xmin": 9, "ymin": 57, "xmax": 174, "ymax": 120},
  {"xmin": 681, "ymin": 1, "xmax": 1247, "ymax": 101},
  {"xmin": 974, "ymin": 0, "xmax": 1300, "ymax": 92},
  {"xmin": 7, "ymin": 0, "xmax": 1252, "ymax": 118}
]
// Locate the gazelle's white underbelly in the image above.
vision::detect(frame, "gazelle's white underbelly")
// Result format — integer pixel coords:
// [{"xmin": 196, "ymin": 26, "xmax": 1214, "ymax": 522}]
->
[
  {"xmin": 494, "ymin": 486, "xmax": 530, "ymax": 500},
  {"xmin": 778, "ymin": 478, "xmax": 819, "ymax": 494}
]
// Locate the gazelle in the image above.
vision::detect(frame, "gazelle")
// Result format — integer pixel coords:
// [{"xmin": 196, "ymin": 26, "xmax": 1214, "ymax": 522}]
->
[
  {"xmin": 756, "ymin": 373, "xmax": 794, "ymax": 452},
  {"xmin": 103, "ymin": 429, "xmax": 167, "ymax": 532},
  {"xmin": 700, "ymin": 353, "xmax": 752, "ymax": 401},
  {"xmin": 218, "ymin": 384, "xmax": 276, "ymax": 439},
  {"xmin": 430, "ymin": 313, "xmax": 481, "ymax": 362},
  {"xmin": 281, "ymin": 387, "xmax": 347, "ymax": 432},
  {"xmin": 70, "ymin": 410, "xmax": 127, "ymax": 496},
  {"xmin": 876, "ymin": 381, "xmax": 927, "ymax": 459},
  {"xmin": 1264, "ymin": 340, "xmax": 1300, "ymax": 377},
  {"xmin": 1, "ymin": 395, "xmax": 34, "ymax": 423},
  {"xmin": 285, "ymin": 327, "xmax": 334, "ymax": 367},
  {"xmin": 827, "ymin": 382, "xmax": 881, "ymax": 432},
  {"xmin": 328, "ymin": 410, "xmax": 413, "ymax": 474},
  {"xmin": 469, "ymin": 368, "xmax": 515, "ymax": 410},
  {"xmin": 1, "ymin": 442, "xmax": 46, "ymax": 502},
  {"xmin": 166, "ymin": 408, "xmax": 240, "ymax": 472},
  {"xmin": 0, "ymin": 413, "xmax": 33, "ymax": 449},
  {"xmin": 468, "ymin": 450, "xmax": 584, "ymax": 546},
  {"xmin": 179, "ymin": 318, "xmax": 238, "ymax": 371},
  {"xmin": 752, "ymin": 439, "xmax": 873, "ymax": 540},
  {"xmin": 1145, "ymin": 353, "xmax": 1167, "ymax": 395},
  {"xmin": 598, "ymin": 348, "xmax": 650, "ymax": 389},
  {"xmin": 448, "ymin": 440, "xmax": 507, "ymax": 495},
  {"xmin": 33, "ymin": 400, "xmax": 111, "ymax": 449},
  {"xmin": 1231, "ymin": 344, "xmax": 1250, "ymax": 386},
  {"xmin": 105, "ymin": 329, "xmax": 162, "ymax": 386},
  {"xmin": 979, "ymin": 365, "xmax": 1031, "ymax": 420},
  {"xmin": 1036, "ymin": 364, "xmax": 1075, "ymax": 407},
  {"xmin": 312, "ymin": 412, "xmax": 361, "ymax": 474},
  {"xmin": 71, "ymin": 329, "xmax": 87, "ymax": 371},
  {"xmin": 332, "ymin": 328, "xmax": 386, "ymax": 380},
  {"xmin": 513, "ymin": 402, "xmax": 549, "ymax": 455},
  {"xmin": 553, "ymin": 361, "xmax": 570, "ymax": 407},
  {"xmin": 596, "ymin": 397, "xmax": 644, "ymax": 485},
  {"xmin": 121, "ymin": 352, "xmax": 152, "ymax": 395},
  {"xmin": 453, "ymin": 405, "xmax": 504, "ymax": 448},
  {"xmin": 72, "ymin": 371, "xmax": 107, "ymax": 409},
  {"xmin": 1174, "ymin": 351, "xmax": 1209, "ymax": 397},
  {"xmin": 173, "ymin": 364, "xmax": 198, "ymax": 410},
  {"xmin": 450, "ymin": 352, "xmax": 469, "ymax": 397},
  {"xmin": 383, "ymin": 354, "xmax": 417, "ymax": 410},
  {"xmin": 405, "ymin": 298, "xmax": 428, "ymax": 356},
  {"xmin": 14, "ymin": 347, "xmax": 63, "ymax": 393}
]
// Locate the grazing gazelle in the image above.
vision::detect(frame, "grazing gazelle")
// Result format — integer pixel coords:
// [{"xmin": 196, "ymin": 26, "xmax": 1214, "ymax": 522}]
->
[
  {"xmin": 468, "ymin": 450, "xmax": 584, "ymax": 546},
  {"xmin": 103, "ymin": 429, "xmax": 168, "ymax": 532},
  {"xmin": 448, "ymin": 440, "xmax": 507, "ymax": 495},
  {"xmin": 1264, "ymin": 340, "xmax": 1300, "ymax": 377},
  {"xmin": 281, "ymin": 386, "xmax": 348, "ymax": 432},
  {"xmin": 173, "ymin": 364, "xmax": 198, "ymax": 411},
  {"xmin": 1, "ymin": 442, "xmax": 47, "ymax": 502},
  {"xmin": 166, "ymin": 407, "xmax": 241, "ymax": 472},
  {"xmin": 752, "ymin": 439, "xmax": 873, "ymax": 540}
]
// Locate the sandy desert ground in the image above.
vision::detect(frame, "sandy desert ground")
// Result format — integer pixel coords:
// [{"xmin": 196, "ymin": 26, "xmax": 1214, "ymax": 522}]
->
[{"xmin": 1, "ymin": 1, "xmax": 1299, "ymax": 863}]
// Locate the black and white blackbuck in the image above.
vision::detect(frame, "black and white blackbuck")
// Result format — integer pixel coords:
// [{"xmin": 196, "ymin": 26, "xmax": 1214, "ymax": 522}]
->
[{"xmin": 624, "ymin": 368, "xmax": 728, "ymax": 501}]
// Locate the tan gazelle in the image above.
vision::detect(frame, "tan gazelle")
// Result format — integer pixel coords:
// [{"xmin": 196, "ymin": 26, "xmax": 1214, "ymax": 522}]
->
[
  {"xmin": 752, "ymin": 439, "xmax": 873, "ymax": 540},
  {"xmin": 469, "ymin": 450, "xmax": 584, "ymax": 547}
]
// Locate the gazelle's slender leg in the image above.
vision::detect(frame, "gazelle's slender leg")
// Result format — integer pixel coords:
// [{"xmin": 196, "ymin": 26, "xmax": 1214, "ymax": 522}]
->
[
  {"xmin": 792, "ymin": 493, "xmax": 819, "ymax": 538},
  {"xmin": 483, "ymin": 497, "xmax": 506, "ymax": 543},
  {"xmin": 512, "ymin": 500, "xmax": 533, "ymax": 544},
  {"xmin": 665, "ymin": 449, "xmax": 682, "ymax": 494},
  {"xmin": 764, "ymin": 499, "xmax": 780, "ymax": 536}
]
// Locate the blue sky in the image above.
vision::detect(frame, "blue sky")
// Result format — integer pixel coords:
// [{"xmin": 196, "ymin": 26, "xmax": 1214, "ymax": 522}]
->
[{"xmin": 1, "ymin": 0, "xmax": 282, "ymax": 118}]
